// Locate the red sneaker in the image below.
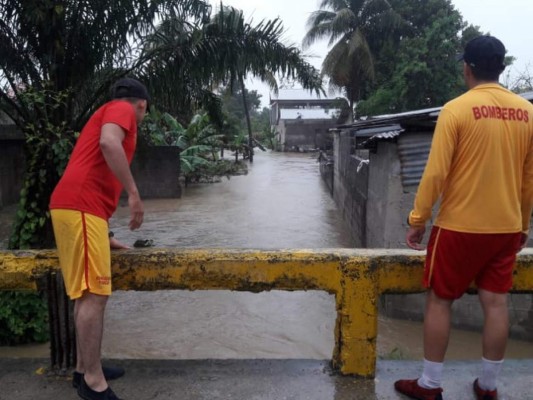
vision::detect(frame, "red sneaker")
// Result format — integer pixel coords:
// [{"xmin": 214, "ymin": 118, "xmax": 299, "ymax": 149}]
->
[
  {"xmin": 394, "ymin": 379, "xmax": 443, "ymax": 400},
  {"xmin": 473, "ymin": 378, "xmax": 498, "ymax": 400}
]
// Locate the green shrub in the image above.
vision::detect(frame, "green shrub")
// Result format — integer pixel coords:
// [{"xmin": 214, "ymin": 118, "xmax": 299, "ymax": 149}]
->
[{"xmin": 0, "ymin": 291, "xmax": 49, "ymax": 345}]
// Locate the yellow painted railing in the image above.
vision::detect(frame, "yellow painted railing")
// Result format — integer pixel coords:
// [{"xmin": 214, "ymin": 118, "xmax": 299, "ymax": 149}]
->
[{"xmin": 1, "ymin": 248, "xmax": 533, "ymax": 377}]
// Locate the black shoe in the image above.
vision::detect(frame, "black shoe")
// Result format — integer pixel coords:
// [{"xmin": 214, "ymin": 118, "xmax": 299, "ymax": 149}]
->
[
  {"xmin": 73, "ymin": 366, "xmax": 126, "ymax": 388},
  {"xmin": 77, "ymin": 377, "xmax": 123, "ymax": 400}
]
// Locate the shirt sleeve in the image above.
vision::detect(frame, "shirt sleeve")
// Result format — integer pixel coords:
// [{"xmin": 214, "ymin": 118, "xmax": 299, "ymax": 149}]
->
[
  {"xmin": 409, "ymin": 107, "xmax": 458, "ymax": 227},
  {"xmin": 521, "ymin": 134, "xmax": 533, "ymax": 233},
  {"xmin": 101, "ymin": 101, "xmax": 136, "ymax": 135}
]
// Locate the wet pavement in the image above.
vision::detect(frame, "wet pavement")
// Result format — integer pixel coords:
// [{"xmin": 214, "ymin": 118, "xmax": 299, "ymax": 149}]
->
[{"xmin": 2, "ymin": 358, "xmax": 533, "ymax": 400}]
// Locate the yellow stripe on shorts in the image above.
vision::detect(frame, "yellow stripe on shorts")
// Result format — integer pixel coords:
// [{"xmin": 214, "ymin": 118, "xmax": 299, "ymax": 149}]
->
[{"xmin": 427, "ymin": 227, "xmax": 442, "ymax": 285}]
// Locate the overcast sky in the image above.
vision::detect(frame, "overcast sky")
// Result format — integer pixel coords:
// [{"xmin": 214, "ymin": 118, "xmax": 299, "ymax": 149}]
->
[{"xmin": 208, "ymin": 0, "xmax": 532, "ymax": 106}]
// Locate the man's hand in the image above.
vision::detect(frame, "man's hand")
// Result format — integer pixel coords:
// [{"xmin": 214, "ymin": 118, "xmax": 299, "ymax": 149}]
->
[
  {"xmin": 110, "ymin": 237, "xmax": 130, "ymax": 249},
  {"xmin": 128, "ymin": 192, "xmax": 144, "ymax": 230},
  {"xmin": 406, "ymin": 226, "xmax": 426, "ymax": 250}
]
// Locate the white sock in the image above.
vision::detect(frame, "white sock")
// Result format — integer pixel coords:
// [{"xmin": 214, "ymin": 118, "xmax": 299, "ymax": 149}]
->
[
  {"xmin": 418, "ymin": 359, "xmax": 444, "ymax": 389},
  {"xmin": 478, "ymin": 357, "xmax": 503, "ymax": 391}
]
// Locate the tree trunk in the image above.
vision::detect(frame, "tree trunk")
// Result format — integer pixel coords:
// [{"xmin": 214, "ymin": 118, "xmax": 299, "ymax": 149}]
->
[{"xmin": 240, "ymin": 76, "xmax": 254, "ymax": 163}]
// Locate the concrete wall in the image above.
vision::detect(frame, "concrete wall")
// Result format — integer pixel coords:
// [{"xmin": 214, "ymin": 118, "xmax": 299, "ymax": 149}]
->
[
  {"xmin": 0, "ymin": 126, "xmax": 25, "ymax": 208},
  {"xmin": 279, "ymin": 120, "xmax": 335, "ymax": 152},
  {"xmin": 323, "ymin": 131, "xmax": 369, "ymax": 247},
  {"xmin": 129, "ymin": 145, "xmax": 181, "ymax": 199},
  {"xmin": 318, "ymin": 152, "xmax": 334, "ymax": 196},
  {"xmin": 366, "ymin": 142, "xmax": 412, "ymax": 248},
  {"xmin": 0, "ymin": 123, "xmax": 181, "ymax": 208},
  {"xmin": 327, "ymin": 131, "xmax": 533, "ymax": 341}
]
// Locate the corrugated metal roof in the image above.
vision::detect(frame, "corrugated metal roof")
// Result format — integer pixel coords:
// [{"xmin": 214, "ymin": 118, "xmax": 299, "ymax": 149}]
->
[
  {"xmin": 359, "ymin": 128, "xmax": 404, "ymax": 148},
  {"xmin": 341, "ymin": 107, "xmax": 442, "ymax": 130},
  {"xmin": 352, "ymin": 124, "xmax": 403, "ymax": 137}
]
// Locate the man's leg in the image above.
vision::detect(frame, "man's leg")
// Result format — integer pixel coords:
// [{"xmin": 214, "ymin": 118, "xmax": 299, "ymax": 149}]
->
[
  {"xmin": 394, "ymin": 289, "xmax": 450, "ymax": 398},
  {"xmin": 477, "ymin": 289, "xmax": 508, "ymax": 391},
  {"xmin": 423, "ymin": 289, "xmax": 453, "ymax": 362},
  {"xmin": 75, "ymin": 292, "xmax": 109, "ymax": 392},
  {"xmin": 479, "ymin": 289, "xmax": 508, "ymax": 360},
  {"xmin": 74, "ymin": 300, "xmax": 84, "ymax": 373},
  {"xmin": 411, "ymin": 289, "xmax": 453, "ymax": 390}
]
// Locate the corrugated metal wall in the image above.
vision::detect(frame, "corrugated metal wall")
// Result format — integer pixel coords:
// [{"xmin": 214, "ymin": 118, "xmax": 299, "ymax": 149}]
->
[{"xmin": 397, "ymin": 132, "xmax": 433, "ymax": 190}]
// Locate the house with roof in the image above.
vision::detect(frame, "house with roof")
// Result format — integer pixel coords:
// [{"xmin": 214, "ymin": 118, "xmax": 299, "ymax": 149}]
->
[{"xmin": 270, "ymin": 89, "xmax": 345, "ymax": 152}]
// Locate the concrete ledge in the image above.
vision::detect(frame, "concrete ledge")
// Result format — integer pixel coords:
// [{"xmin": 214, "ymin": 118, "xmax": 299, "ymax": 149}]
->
[{"xmin": 1, "ymin": 248, "xmax": 533, "ymax": 377}]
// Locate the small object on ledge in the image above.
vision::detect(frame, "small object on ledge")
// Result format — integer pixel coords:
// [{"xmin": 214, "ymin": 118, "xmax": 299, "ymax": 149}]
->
[{"xmin": 133, "ymin": 239, "xmax": 154, "ymax": 248}]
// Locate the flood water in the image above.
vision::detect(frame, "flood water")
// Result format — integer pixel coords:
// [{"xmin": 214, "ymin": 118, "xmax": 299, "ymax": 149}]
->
[{"xmin": 2, "ymin": 151, "xmax": 533, "ymax": 360}]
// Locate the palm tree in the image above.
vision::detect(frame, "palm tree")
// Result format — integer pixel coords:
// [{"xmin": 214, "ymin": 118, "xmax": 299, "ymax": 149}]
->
[
  {"xmin": 303, "ymin": 0, "xmax": 401, "ymax": 119},
  {"xmin": 144, "ymin": 5, "xmax": 324, "ymax": 162},
  {"xmin": 205, "ymin": 6, "xmax": 324, "ymax": 162},
  {"xmin": 0, "ymin": 0, "xmax": 212, "ymax": 248}
]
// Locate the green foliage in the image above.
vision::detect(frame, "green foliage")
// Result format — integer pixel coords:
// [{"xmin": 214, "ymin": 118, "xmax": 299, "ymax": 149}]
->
[
  {"xmin": 303, "ymin": 0, "xmax": 402, "ymax": 114},
  {"xmin": 9, "ymin": 88, "xmax": 76, "ymax": 249},
  {"xmin": 219, "ymin": 87, "xmax": 275, "ymax": 150},
  {"xmin": 140, "ymin": 106, "xmax": 185, "ymax": 146},
  {"xmin": 184, "ymin": 159, "xmax": 248, "ymax": 183},
  {"xmin": 0, "ymin": 0, "xmax": 212, "ymax": 130},
  {"xmin": 0, "ymin": 291, "xmax": 49, "ymax": 345},
  {"xmin": 304, "ymin": 0, "xmax": 496, "ymax": 117},
  {"xmin": 254, "ymin": 125, "xmax": 278, "ymax": 151},
  {"xmin": 140, "ymin": 109, "xmax": 232, "ymax": 179},
  {"xmin": 141, "ymin": 4, "xmax": 323, "ymax": 125},
  {"xmin": 357, "ymin": 0, "xmax": 484, "ymax": 116},
  {"xmin": 179, "ymin": 113, "xmax": 224, "ymax": 176},
  {"xmin": 221, "ymin": 86, "xmax": 262, "ymax": 122}
]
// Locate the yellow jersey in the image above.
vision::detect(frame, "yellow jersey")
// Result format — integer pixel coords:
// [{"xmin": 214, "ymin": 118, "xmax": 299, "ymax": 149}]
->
[{"xmin": 409, "ymin": 83, "xmax": 533, "ymax": 233}]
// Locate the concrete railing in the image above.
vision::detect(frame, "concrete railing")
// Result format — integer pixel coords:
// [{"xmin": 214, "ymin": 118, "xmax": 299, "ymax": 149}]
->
[{"xmin": 1, "ymin": 248, "xmax": 533, "ymax": 377}]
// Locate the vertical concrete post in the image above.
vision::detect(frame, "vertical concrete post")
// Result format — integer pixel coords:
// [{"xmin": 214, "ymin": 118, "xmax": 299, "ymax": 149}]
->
[{"xmin": 332, "ymin": 258, "xmax": 378, "ymax": 377}]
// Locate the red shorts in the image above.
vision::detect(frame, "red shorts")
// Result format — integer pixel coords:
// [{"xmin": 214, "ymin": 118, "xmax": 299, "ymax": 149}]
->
[{"xmin": 424, "ymin": 227, "xmax": 522, "ymax": 299}]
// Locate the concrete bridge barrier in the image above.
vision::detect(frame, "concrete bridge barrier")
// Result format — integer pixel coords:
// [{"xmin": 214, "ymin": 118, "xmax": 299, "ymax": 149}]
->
[{"xmin": 1, "ymin": 248, "xmax": 533, "ymax": 377}]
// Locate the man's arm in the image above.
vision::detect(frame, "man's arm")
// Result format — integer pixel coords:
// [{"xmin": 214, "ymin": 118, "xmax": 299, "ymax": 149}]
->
[
  {"xmin": 409, "ymin": 108, "xmax": 458, "ymax": 226},
  {"xmin": 520, "ymin": 136, "xmax": 533, "ymax": 249},
  {"xmin": 100, "ymin": 122, "xmax": 144, "ymax": 230},
  {"xmin": 407, "ymin": 108, "xmax": 458, "ymax": 249}
]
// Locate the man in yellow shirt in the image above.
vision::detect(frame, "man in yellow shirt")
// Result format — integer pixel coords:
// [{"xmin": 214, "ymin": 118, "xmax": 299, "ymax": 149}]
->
[{"xmin": 395, "ymin": 36, "xmax": 533, "ymax": 400}]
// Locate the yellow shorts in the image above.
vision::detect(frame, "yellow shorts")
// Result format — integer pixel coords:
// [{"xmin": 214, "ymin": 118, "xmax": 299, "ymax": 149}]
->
[{"xmin": 50, "ymin": 209, "xmax": 111, "ymax": 299}]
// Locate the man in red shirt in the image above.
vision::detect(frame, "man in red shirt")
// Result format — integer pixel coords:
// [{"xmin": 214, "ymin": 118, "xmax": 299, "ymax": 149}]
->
[{"xmin": 50, "ymin": 77, "xmax": 149, "ymax": 400}]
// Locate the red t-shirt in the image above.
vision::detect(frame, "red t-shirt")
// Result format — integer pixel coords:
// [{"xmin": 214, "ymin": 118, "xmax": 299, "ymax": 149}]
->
[{"xmin": 50, "ymin": 100, "xmax": 137, "ymax": 220}]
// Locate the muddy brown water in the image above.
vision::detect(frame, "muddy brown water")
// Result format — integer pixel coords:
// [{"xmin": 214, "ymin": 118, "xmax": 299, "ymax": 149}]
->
[{"xmin": 1, "ymin": 151, "xmax": 532, "ymax": 360}]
